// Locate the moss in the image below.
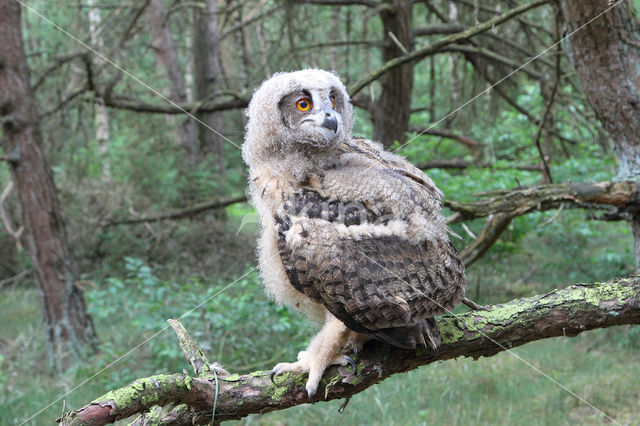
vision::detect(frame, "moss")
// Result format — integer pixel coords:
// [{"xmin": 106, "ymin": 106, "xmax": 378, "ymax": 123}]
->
[
  {"xmin": 270, "ymin": 382, "xmax": 291, "ymax": 401},
  {"xmin": 94, "ymin": 375, "xmax": 187, "ymax": 409},
  {"xmin": 249, "ymin": 370, "xmax": 267, "ymax": 378},
  {"xmin": 223, "ymin": 374, "xmax": 241, "ymax": 382}
]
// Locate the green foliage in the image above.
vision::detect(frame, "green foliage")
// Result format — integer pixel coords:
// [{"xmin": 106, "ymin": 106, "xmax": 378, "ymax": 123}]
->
[{"xmin": 86, "ymin": 257, "xmax": 309, "ymax": 377}]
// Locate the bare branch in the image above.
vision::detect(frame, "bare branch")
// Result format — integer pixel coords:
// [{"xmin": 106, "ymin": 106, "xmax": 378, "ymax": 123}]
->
[
  {"xmin": 446, "ymin": 181, "xmax": 640, "ymax": 223},
  {"xmin": 348, "ymin": 0, "xmax": 551, "ymax": 95},
  {"xmin": 417, "ymin": 159, "xmax": 543, "ymax": 172},
  {"xmin": 105, "ymin": 195, "xmax": 247, "ymax": 226},
  {"xmin": 298, "ymin": 0, "xmax": 379, "ymax": 7},
  {"xmin": 59, "ymin": 275, "xmax": 640, "ymax": 424},
  {"xmin": 412, "ymin": 24, "xmax": 466, "ymax": 36},
  {"xmin": 408, "ymin": 126, "xmax": 483, "ymax": 154},
  {"xmin": 99, "ymin": 95, "xmax": 249, "ymax": 115},
  {"xmin": 461, "ymin": 212, "xmax": 513, "ymax": 267}
]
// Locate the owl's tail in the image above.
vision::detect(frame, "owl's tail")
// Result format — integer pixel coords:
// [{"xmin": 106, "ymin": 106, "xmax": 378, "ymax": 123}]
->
[{"xmin": 370, "ymin": 318, "xmax": 441, "ymax": 350}]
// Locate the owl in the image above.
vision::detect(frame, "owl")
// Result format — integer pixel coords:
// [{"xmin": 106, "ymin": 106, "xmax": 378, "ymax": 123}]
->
[{"xmin": 242, "ymin": 69, "xmax": 466, "ymax": 399}]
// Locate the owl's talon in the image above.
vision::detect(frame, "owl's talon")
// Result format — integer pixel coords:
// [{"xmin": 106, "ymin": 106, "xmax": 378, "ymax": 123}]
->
[
  {"xmin": 307, "ymin": 387, "xmax": 314, "ymax": 402},
  {"xmin": 342, "ymin": 355, "xmax": 357, "ymax": 373},
  {"xmin": 270, "ymin": 366, "xmax": 282, "ymax": 385}
]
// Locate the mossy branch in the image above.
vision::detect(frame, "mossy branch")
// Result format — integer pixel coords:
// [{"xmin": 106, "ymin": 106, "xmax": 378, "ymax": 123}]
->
[{"xmin": 59, "ymin": 275, "xmax": 640, "ymax": 425}]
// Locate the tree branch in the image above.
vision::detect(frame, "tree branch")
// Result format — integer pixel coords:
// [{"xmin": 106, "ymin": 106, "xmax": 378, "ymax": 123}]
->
[
  {"xmin": 348, "ymin": 0, "xmax": 551, "ymax": 95},
  {"xmin": 59, "ymin": 275, "xmax": 640, "ymax": 424},
  {"xmin": 409, "ymin": 126, "xmax": 483, "ymax": 155},
  {"xmin": 298, "ymin": 0, "xmax": 379, "ymax": 7},
  {"xmin": 104, "ymin": 195, "xmax": 247, "ymax": 226},
  {"xmin": 416, "ymin": 158, "xmax": 543, "ymax": 172},
  {"xmin": 99, "ymin": 94, "xmax": 249, "ymax": 115},
  {"xmin": 445, "ymin": 181, "xmax": 640, "ymax": 223}
]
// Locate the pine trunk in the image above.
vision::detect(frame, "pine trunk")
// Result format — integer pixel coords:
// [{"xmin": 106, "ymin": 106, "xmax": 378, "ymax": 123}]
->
[{"xmin": 0, "ymin": 1, "xmax": 98, "ymax": 369}]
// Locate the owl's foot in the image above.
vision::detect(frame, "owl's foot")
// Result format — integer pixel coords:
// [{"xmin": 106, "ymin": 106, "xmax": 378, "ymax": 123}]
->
[
  {"xmin": 270, "ymin": 351, "xmax": 355, "ymax": 400},
  {"xmin": 342, "ymin": 333, "xmax": 368, "ymax": 362},
  {"xmin": 270, "ymin": 313, "xmax": 361, "ymax": 400}
]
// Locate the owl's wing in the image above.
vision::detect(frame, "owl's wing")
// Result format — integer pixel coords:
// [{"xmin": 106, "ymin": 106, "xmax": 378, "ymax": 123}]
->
[{"xmin": 275, "ymin": 155, "xmax": 466, "ymax": 349}]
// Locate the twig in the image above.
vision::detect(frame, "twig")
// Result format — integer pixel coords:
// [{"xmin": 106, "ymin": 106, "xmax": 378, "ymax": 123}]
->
[{"xmin": 0, "ymin": 269, "xmax": 30, "ymax": 287}]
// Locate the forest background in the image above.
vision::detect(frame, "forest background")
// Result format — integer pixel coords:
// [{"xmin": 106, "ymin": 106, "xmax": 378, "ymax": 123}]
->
[{"xmin": 1, "ymin": 0, "xmax": 640, "ymax": 424}]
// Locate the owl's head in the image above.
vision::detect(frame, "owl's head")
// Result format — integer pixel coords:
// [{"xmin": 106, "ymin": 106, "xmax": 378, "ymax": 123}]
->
[{"xmin": 243, "ymin": 69, "xmax": 353, "ymax": 169}]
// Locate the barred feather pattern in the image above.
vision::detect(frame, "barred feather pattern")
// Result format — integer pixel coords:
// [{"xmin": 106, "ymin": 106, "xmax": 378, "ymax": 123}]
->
[{"xmin": 271, "ymin": 139, "xmax": 466, "ymax": 349}]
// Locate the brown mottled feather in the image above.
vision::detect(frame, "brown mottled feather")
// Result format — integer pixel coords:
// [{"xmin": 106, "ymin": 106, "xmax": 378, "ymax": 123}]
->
[{"xmin": 274, "ymin": 138, "xmax": 466, "ymax": 349}]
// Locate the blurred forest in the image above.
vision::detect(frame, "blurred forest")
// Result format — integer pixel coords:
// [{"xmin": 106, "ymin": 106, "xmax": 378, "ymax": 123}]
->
[{"xmin": 1, "ymin": 0, "xmax": 640, "ymax": 424}]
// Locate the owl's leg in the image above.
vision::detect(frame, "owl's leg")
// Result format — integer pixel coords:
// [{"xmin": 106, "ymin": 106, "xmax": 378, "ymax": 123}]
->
[{"xmin": 271, "ymin": 313, "xmax": 356, "ymax": 400}]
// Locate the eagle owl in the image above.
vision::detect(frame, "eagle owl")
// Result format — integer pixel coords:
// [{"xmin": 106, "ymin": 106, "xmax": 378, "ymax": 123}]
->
[{"xmin": 242, "ymin": 69, "xmax": 466, "ymax": 399}]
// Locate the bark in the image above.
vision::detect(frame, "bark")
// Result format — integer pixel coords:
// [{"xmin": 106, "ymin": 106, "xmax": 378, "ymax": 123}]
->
[
  {"xmin": 146, "ymin": 0, "xmax": 199, "ymax": 164},
  {"xmin": 193, "ymin": 0, "xmax": 225, "ymax": 170},
  {"xmin": 60, "ymin": 275, "xmax": 640, "ymax": 425},
  {"xmin": 373, "ymin": 0, "xmax": 414, "ymax": 147},
  {"xmin": 560, "ymin": 0, "xmax": 640, "ymax": 181},
  {"xmin": 0, "ymin": 1, "xmax": 98, "ymax": 369},
  {"xmin": 560, "ymin": 1, "xmax": 640, "ymax": 269}
]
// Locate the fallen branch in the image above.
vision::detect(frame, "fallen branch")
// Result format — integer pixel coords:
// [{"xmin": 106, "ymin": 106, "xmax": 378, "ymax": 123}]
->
[
  {"xmin": 445, "ymin": 181, "xmax": 640, "ymax": 223},
  {"xmin": 59, "ymin": 275, "xmax": 640, "ymax": 425}
]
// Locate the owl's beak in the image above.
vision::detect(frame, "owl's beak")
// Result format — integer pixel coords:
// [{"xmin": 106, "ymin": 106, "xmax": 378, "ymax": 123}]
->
[{"xmin": 321, "ymin": 110, "xmax": 338, "ymax": 133}]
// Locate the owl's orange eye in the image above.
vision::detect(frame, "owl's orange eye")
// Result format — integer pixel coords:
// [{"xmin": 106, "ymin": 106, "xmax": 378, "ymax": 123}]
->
[
  {"xmin": 330, "ymin": 95, "xmax": 336, "ymax": 109},
  {"xmin": 296, "ymin": 98, "xmax": 312, "ymax": 112}
]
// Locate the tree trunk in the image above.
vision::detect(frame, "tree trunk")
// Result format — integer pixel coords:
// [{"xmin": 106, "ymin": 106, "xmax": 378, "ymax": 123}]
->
[
  {"xmin": 146, "ymin": 0, "xmax": 199, "ymax": 164},
  {"xmin": 193, "ymin": 0, "xmax": 225, "ymax": 172},
  {"xmin": 560, "ymin": 1, "xmax": 640, "ymax": 269},
  {"xmin": 0, "ymin": 1, "xmax": 98, "ymax": 369},
  {"xmin": 87, "ymin": 0, "xmax": 111, "ymax": 181},
  {"xmin": 373, "ymin": 0, "xmax": 414, "ymax": 147}
]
